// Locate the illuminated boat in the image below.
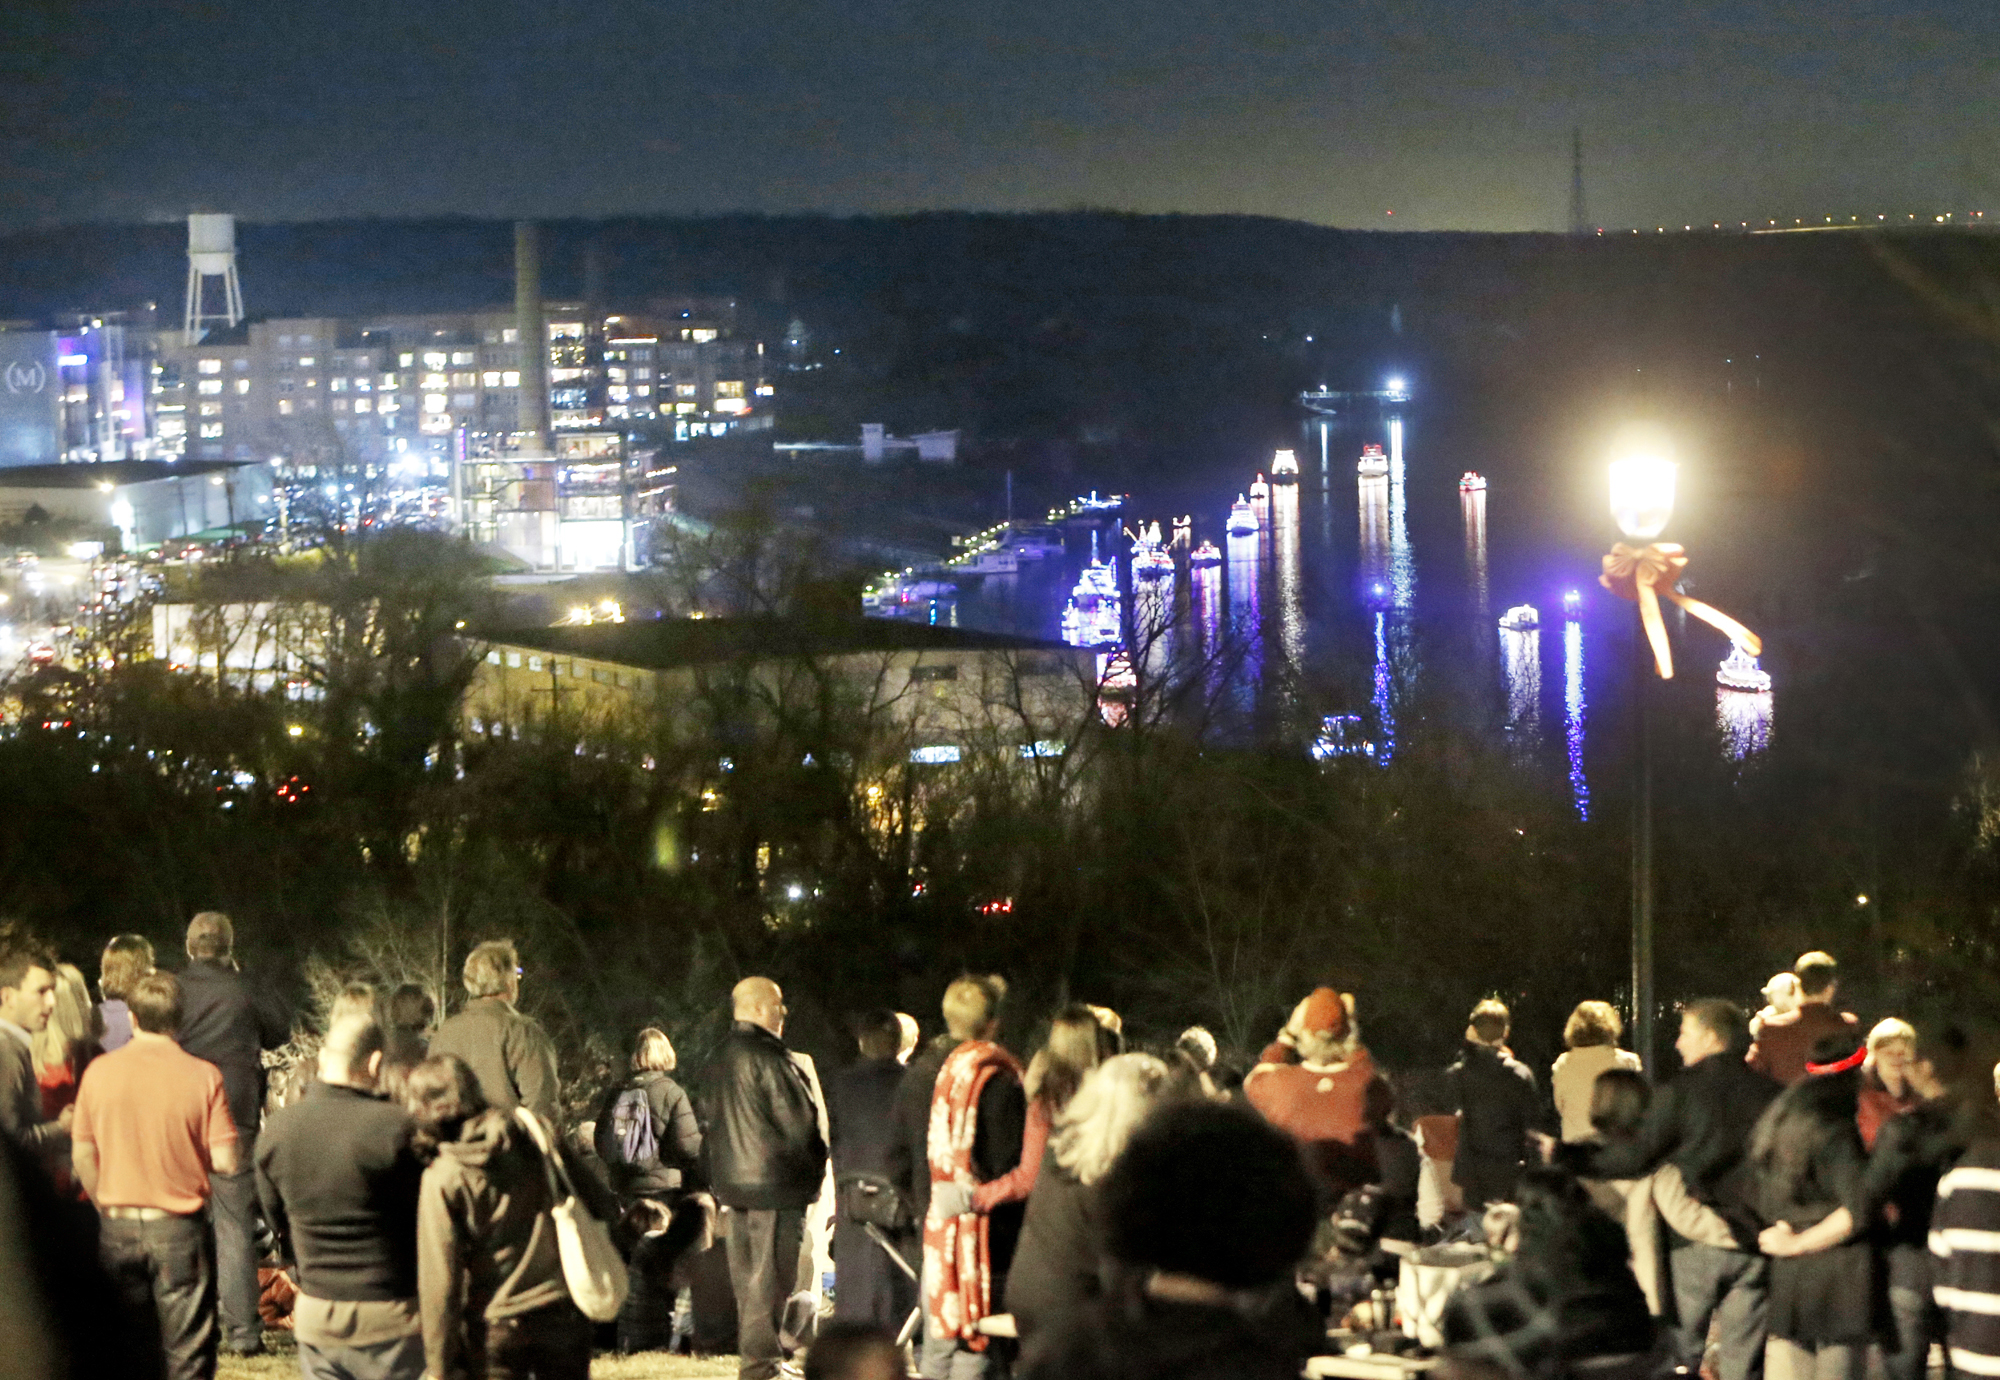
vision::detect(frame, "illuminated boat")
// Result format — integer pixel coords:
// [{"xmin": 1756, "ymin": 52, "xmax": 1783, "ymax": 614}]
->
[
  {"xmin": 1271, "ymin": 449, "xmax": 1300, "ymax": 482},
  {"xmin": 1127, "ymin": 521, "xmax": 1173, "ymax": 579},
  {"xmin": 1311, "ymin": 714, "xmax": 1374, "ymax": 761},
  {"xmin": 951, "ymin": 545, "xmax": 1019, "ymax": 575},
  {"xmin": 1004, "ymin": 525, "xmax": 1064, "ymax": 559},
  {"xmin": 1357, "ymin": 444, "xmax": 1389, "ymax": 478},
  {"xmin": 1249, "ymin": 474, "xmax": 1270, "ymax": 502},
  {"xmin": 1189, "ymin": 540, "xmax": 1222, "ymax": 568},
  {"xmin": 1459, "ymin": 471, "xmax": 1487, "ymax": 493},
  {"xmin": 1716, "ymin": 643, "xmax": 1772, "ymax": 692},
  {"xmin": 1170, "ymin": 515, "xmax": 1193, "ymax": 549},
  {"xmin": 1562, "ymin": 589, "xmax": 1583, "ymax": 619},
  {"xmin": 1061, "ymin": 560, "xmax": 1122, "ymax": 648},
  {"xmin": 863, "ymin": 566, "xmax": 958, "ymax": 611},
  {"xmin": 1226, "ymin": 496, "xmax": 1257, "ymax": 536},
  {"xmin": 1498, "ymin": 604, "xmax": 1539, "ymax": 632}
]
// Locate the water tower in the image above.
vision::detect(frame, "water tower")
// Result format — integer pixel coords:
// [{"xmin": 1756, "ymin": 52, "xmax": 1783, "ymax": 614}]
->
[{"xmin": 184, "ymin": 213, "xmax": 244, "ymax": 343}]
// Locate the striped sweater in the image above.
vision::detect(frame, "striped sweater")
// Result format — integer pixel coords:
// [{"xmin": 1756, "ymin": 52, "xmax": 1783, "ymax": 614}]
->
[{"xmin": 1932, "ymin": 1142, "xmax": 2000, "ymax": 1374}]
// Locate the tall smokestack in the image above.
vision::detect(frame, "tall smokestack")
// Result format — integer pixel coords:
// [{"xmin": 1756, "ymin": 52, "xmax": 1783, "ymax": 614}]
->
[{"xmin": 514, "ymin": 221, "xmax": 550, "ymax": 449}]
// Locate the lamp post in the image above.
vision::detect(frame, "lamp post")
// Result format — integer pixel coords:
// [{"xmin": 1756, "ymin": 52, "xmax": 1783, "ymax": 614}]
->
[{"xmin": 1609, "ymin": 441, "xmax": 1677, "ymax": 1074}]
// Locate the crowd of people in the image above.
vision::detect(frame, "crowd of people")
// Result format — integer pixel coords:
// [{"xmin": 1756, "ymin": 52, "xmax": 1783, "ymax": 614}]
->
[{"xmin": 5, "ymin": 924, "xmax": 2000, "ymax": 1380}]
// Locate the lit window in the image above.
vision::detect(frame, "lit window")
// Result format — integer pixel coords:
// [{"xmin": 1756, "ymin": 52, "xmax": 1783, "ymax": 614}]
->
[
  {"xmin": 424, "ymin": 394, "xmax": 447, "ymax": 413},
  {"xmin": 487, "ymin": 650, "xmax": 501, "ymax": 664},
  {"xmin": 381, "ymin": 372, "xmax": 398, "ymax": 388},
  {"xmin": 278, "ymin": 399, "xmax": 294, "ymax": 415},
  {"xmin": 715, "ymin": 380, "xmax": 745, "ymax": 398},
  {"xmin": 298, "ymin": 356, "xmax": 315, "ymax": 368},
  {"xmin": 634, "ymin": 385, "xmax": 651, "ymax": 397},
  {"xmin": 198, "ymin": 402, "xmax": 221, "ymax": 416},
  {"xmin": 502, "ymin": 327, "xmax": 519, "ymax": 343},
  {"xmin": 354, "ymin": 398, "xmax": 372, "ymax": 413},
  {"xmin": 451, "ymin": 351, "xmax": 475, "ymax": 365},
  {"xmin": 502, "ymin": 371, "xmax": 520, "ymax": 387},
  {"xmin": 755, "ymin": 383, "xmax": 775, "ymax": 396},
  {"xmin": 506, "ymin": 652, "xmax": 521, "ymax": 668},
  {"xmin": 399, "ymin": 352, "xmax": 414, "ymax": 367},
  {"xmin": 909, "ymin": 745, "xmax": 961, "ymax": 764},
  {"xmin": 685, "ymin": 328, "xmax": 719, "ymax": 343},
  {"xmin": 329, "ymin": 378, "xmax": 347, "ymax": 392},
  {"xmin": 608, "ymin": 386, "xmax": 629, "ymax": 402},
  {"xmin": 197, "ymin": 379, "xmax": 223, "ymax": 395},
  {"xmin": 675, "ymin": 402, "xmax": 696, "ymax": 414},
  {"xmin": 528, "ymin": 656, "xmax": 542, "ymax": 671},
  {"xmin": 354, "ymin": 378, "xmax": 370, "ymax": 392},
  {"xmin": 608, "ymin": 367, "xmax": 627, "ymax": 383},
  {"xmin": 422, "ymin": 351, "xmax": 446, "ymax": 369},
  {"xmin": 633, "ymin": 366, "xmax": 652, "ymax": 379},
  {"xmin": 676, "ymin": 384, "xmax": 697, "ymax": 398},
  {"xmin": 715, "ymin": 397, "xmax": 749, "ymax": 415},
  {"xmin": 234, "ymin": 379, "xmax": 250, "ymax": 394},
  {"xmin": 422, "ymin": 373, "xmax": 446, "ymax": 389},
  {"xmin": 451, "ymin": 372, "xmax": 475, "ymax": 387},
  {"xmin": 199, "ymin": 422, "xmax": 224, "ymax": 437},
  {"xmin": 198, "ymin": 358, "xmax": 222, "ymax": 374},
  {"xmin": 482, "ymin": 371, "xmax": 501, "ymax": 387},
  {"xmin": 377, "ymin": 398, "xmax": 399, "ymax": 413}
]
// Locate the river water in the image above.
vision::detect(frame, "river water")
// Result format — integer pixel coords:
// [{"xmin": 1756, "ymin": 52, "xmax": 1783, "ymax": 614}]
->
[{"xmin": 889, "ymin": 408, "xmax": 1774, "ymax": 810}]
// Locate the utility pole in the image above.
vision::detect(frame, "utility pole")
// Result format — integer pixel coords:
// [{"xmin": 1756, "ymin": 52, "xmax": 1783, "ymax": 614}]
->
[{"xmin": 1569, "ymin": 128, "xmax": 1589, "ymax": 236}]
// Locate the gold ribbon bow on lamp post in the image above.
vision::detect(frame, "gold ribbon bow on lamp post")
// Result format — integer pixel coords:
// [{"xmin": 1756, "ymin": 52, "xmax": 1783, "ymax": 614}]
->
[{"xmin": 1599, "ymin": 542, "xmax": 1761, "ymax": 679}]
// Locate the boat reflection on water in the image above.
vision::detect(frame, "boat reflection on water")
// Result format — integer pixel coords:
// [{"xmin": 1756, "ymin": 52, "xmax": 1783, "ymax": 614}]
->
[
  {"xmin": 1717, "ymin": 643, "xmax": 1773, "ymax": 761},
  {"xmin": 1501, "ymin": 624, "xmax": 1541, "ymax": 756},
  {"xmin": 1372, "ymin": 612, "xmax": 1395, "ymax": 764},
  {"xmin": 1564, "ymin": 612, "xmax": 1589, "ymax": 819},
  {"xmin": 1226, "ymin": 530, "xmax": 1262, "ymax": 723},
  {"xmin": 1272, "ymin": 480, "xmax": 1304, "ymax": 689}
]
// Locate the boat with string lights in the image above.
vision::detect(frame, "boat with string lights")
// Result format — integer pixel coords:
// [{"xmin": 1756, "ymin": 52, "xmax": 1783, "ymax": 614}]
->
[
  {"xmin": 1130, "ymin": 521, "xmax": 1174, "ymax": 579},
  {"xmin": 1227, "ymin": 496, "xmax": 1257, "ymax": 536},
  {"xmin": 1189, "ymin": 540, "xmax": 1222, "ymax": 568},
  {"xmin": 1716, "ymin": 643, "xmax": 1772, "ymax": 692},
  {"xmin": 1060, "ymin": 561, "xmax": 1122, "ymax": 648},
  {"xmin": 1498, "ymin": 604, "xmax": 1540, "ymax": 632},
  {"xmin": 1271, "ymin": 449, "xmax": 1300, "ymax": 482},
  {"xmin": 1459, "ymin": 471, "xmax": 1487, "ymax": 493},
  {"xmin": 1358, "ymin": 445, "xmax": 1389, "ymax": 478}
]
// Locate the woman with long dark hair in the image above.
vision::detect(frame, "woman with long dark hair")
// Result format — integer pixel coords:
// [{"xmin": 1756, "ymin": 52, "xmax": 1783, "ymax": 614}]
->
[
  {"xmin": 968, "ymin": 1004, "xmax": 1104, "ymax": 1215},
  {"xmin": 1753, "ymin": 1034, "xmax": 1880, "ymax": 1380},
  {"xmin": 408, "ymin": 1053, "xmax": 619, "ymax": 1380}
]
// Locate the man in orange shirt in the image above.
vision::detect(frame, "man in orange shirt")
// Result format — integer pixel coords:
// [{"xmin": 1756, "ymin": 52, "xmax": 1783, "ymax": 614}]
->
[
  {"xmin": 1244, "ymin": 988, "xmax": 1380, "ymax": 1203},
  {"xmin": 73, "ymin": 970, "xmax": 241, "ymax": 1380}
]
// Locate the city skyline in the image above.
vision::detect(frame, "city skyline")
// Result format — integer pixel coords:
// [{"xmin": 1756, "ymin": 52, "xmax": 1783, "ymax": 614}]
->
[{"xmin": 3, "ymin": 0, "xmax": 1993, "ymax": 233}]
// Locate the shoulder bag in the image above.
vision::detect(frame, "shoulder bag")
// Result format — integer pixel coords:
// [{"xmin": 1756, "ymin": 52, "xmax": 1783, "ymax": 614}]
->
[{"xmin": 513, "ymin": 1107, "xmax": 630, "ymax": 1322}]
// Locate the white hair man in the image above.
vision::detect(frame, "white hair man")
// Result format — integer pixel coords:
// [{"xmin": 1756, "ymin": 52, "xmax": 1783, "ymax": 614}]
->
[{"xmin": 428, "ymin": 939, "xmax": 559, "ymax": 1121}]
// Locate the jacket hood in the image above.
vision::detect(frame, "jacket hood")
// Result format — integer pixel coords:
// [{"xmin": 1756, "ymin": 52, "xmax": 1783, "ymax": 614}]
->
[{"xmin": 441, "ymin": 1107, "xmax": 518, "ymax": 1171}]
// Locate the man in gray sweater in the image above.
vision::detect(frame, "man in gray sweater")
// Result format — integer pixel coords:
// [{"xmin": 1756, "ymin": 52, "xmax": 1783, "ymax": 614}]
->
[{"xmin": 429, "ymin": 939, "xmax": 560, "ymax": 1121}]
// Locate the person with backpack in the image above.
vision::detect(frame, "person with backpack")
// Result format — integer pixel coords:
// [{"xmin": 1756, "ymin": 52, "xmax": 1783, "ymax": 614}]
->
[{"xmin": 594, "ymin": 1027, "xmax": 705, "ymax": 1353}]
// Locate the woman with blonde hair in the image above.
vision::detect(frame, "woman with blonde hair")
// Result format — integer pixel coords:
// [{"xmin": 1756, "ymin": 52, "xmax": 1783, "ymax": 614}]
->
[
  {"xmin": 1550, "ymin": 1000, "xmax": 1642, "ymax": 1144},
  {"xmin": 969, "ymin": 1004, "xmax": 1104, "ymax": 1215},
  {"xmin": 34, "ymin": 963, "xmax": 95, "ymax": 1123},
  {"xmin": 1004, "ymin": 1051, "xmax": 1172, "ymax": 1349}
]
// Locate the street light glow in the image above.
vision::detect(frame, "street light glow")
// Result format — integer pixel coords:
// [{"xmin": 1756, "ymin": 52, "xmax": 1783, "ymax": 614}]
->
[{"xmin": 1609, "ymin": 426, "xmax": 1678, "ymax": 540}]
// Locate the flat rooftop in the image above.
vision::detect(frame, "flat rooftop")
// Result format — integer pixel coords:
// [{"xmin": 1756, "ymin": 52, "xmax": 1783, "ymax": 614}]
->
[
  {"xmin": 482, "ymin": 615, "xmax": 1075, "ymax": 669},
  {"xmin": 0, "ymin": 460, "xmax": 255, "ymax": 489}
]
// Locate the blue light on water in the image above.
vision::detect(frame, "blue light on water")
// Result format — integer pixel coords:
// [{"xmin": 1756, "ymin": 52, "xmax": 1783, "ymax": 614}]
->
[{"xmin": 1564, "ymin": 618, "xmax": 1590, "ymax": 819}]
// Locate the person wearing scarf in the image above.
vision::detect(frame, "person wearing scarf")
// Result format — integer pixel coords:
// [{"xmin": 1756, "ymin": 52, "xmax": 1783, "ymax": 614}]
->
[{"xmin": 921, "ymin": 976, "xmax": 1026, "ymax": 1380}]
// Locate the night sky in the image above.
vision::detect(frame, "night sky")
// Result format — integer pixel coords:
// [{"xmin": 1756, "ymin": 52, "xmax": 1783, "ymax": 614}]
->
[{"xmin": 5, "ymin": 0, "xmax": 1995, "ymax": 233}]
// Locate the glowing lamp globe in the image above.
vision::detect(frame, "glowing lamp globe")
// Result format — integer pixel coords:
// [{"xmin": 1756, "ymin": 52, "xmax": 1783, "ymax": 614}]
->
[{"xmin": 1608, "ymin": 442, "xmax": 1677, "ymax": 541}]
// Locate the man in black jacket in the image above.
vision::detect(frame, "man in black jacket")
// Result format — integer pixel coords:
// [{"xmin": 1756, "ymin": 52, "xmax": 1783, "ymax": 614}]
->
[
  {"xmin": 0, "ymin": 947, "xmax": 69, "ymax": 1168},
  {"xmin": 828, "ymin": 1009, "xmax": 918, "ymax": 1333},
  {"xmin": 176, "ymin": 911, "xmax": 289, "ymax": 1357},
  {"xmin": 1446, "ymin": 999, "xmax": 1545, "ymax": 1208},
  {"xmin": 255, "ymin": 1007, "xmax": 425, "ymax": 1380},
  {"xmin": 1558, "ymin": 998, "xmax": 1780, "ymax": 1380},
  {"xmin": 705, "ymin": 976, "xmax": 826, "ymax": 1380}
]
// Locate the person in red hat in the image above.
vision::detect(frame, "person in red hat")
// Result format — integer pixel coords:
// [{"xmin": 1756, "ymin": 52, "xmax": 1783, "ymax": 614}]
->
[{"xmin": 1243, "ymin": 988, "xmax": 1381, "ymax": 1203}]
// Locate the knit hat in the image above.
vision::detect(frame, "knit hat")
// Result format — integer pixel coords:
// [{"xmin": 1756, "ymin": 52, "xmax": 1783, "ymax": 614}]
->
[{"xmin": 1297, "ymin": 987, "xmax": 1350, "ymax": 1039}]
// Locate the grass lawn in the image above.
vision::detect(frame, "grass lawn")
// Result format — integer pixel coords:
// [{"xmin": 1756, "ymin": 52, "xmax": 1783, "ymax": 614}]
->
[{"xmin": 218, "ymin": 1333, "xmax": 739, "ymax": 1379}]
